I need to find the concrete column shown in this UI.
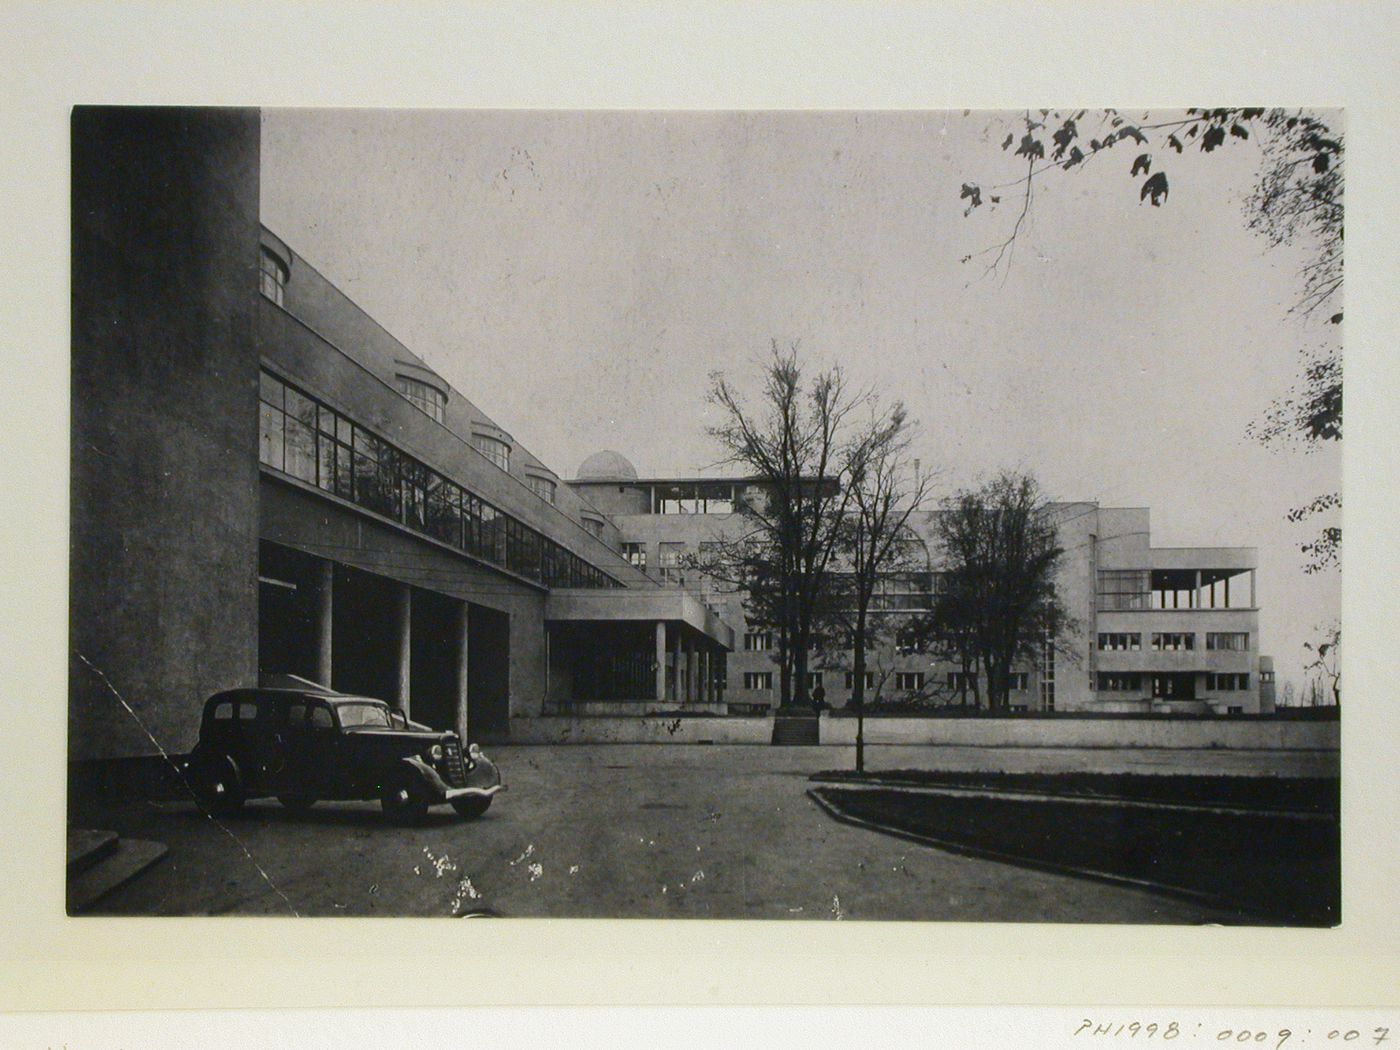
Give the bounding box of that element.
[394,583,412,717]
[1193,570,1201,610]
[314,559,333,689]
[456,601,470,740]
[699,649,710,705]
[685,639,696,706]
[1250,570,1256,607]
[654,621,667,703]
[670,627,682,704]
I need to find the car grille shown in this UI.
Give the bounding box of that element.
[443,739,467,788]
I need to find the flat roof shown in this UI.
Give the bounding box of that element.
[545,589,736,650]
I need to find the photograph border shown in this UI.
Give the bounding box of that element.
[3,0,1397,1014]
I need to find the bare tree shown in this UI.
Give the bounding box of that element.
[931,471,1069,710]
[705,342,868,709]
[922,570,983,708]
[837,404,935,771]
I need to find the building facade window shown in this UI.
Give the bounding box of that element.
[1151,673,1195,699]
[894,623,926,654]
[1206,632,1249,651]
[649,481,738,515]
[621,542,647,571]
[1097,632,1141,651]
[528,475,557,505]
[873,571,935,612]
[947,671,978,692]
[1206,672,1250,691]
[1152,632,1196,652]
[743,631,773,652]
[711,652,728,694]
[259,247,287,306]
[895,671,925,691]
[258,370,619,589]
[806,671,823,691]
[845,671,876,691]
[581,517,604,538]
[1008,672,1030,691]
[395,376,446,423]
[1097,569,1150,610]
[657,542,686,584]
[743,672,773,691]
[474,434,510,472]
[830,571,934,613]
[1097,672,1143,692]
[692,541,736,592]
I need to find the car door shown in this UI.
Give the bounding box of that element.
[241,694,289,794]
[281,699,340,798]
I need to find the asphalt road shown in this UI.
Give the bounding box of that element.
[80,744,1330,922]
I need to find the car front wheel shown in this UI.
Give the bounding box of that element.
[189,751,245,815]
[380,772,430,824]
[450,795,492,820]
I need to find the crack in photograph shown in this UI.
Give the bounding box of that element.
[68,106,1341,924]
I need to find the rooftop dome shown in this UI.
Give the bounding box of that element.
[576,449,638,481]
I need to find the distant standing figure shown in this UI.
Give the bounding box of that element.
[811,682,827,713]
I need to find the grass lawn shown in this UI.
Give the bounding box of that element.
[814,782,1339,926]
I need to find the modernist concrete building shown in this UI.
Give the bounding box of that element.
[70,108,731,764]
[570,467,1269,716]
[70,108,1270,767]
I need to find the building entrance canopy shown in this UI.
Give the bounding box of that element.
[545,588,736,711]
[544,588,735,651]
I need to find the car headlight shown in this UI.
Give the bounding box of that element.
[467,743,482,760]
[428,744,444,762]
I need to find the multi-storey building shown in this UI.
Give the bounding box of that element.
[70,108,730,764]
[70,108,1269,768]
[571,467,1269,715]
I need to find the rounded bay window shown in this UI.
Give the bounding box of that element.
[472,426,512,473]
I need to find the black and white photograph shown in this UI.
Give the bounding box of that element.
[67,105,1343,927]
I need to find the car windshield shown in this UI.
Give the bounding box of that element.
[335,702,394,729]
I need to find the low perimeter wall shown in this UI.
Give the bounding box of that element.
[510,716,774,745]
[509,715,1338,750]
[817,716,1338,751]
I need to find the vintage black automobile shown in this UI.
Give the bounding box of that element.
[185,688,503,822]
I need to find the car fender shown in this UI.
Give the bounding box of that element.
[399,752,506,804]
[463,750,503,793]
[398,755,451,801]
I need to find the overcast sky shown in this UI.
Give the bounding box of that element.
[261,109,1342,694]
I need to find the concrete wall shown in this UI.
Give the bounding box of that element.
[509,714,1337,749]
[817,716,1339,751]
[509,711,1338,750]
[567,479,654,517]
[71,108,262,761]
[510,715,774,745]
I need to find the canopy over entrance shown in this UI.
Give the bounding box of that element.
[544,589,736,713]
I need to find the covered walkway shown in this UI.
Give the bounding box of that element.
[544,588,736,714]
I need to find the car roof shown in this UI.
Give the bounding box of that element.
[206,689,389,706]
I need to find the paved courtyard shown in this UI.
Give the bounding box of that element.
[80,744,1334,922]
